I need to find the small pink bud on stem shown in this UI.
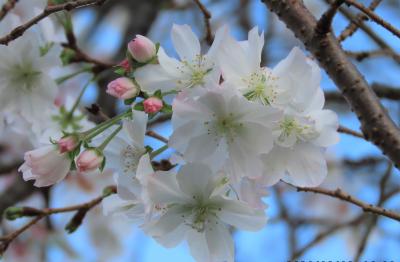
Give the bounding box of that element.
[106,77,139,100]
[143,97,163,114]
[128,35,156,63]
[76,149,104,173]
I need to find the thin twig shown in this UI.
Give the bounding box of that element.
[292,185,400,222]
[146,130,169,144]
[344,0,400,39]
[0,0,108,45]
[338,125,364,139]
[291,215,364,259]
[0,0,18,21]
[338,0,382,42]
[192,0,213,45]
[328,0,400,64]
[326,83,400,103]
[346,49,396,62]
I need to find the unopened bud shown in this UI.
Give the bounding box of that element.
[128,35,156,63]
[58,135,79,154]
[143,97,163,114]
[76,149,104,173]
[106,77,139,100]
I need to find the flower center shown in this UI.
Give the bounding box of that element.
[11,63,41,90]
[182,200,218,233]
[243,70,278,105]
[176,55,213,89]
[276,115,319,146]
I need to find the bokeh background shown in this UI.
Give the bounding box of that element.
[1,0,400,261]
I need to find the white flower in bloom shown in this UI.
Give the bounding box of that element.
[102,154,153,223]
[103,110,148,176]
[0,30,60,126]
[169,86,281,180]
[218,27,291,107]
[135,24,227,94]
[18,145,71,187]
[144,163,267,262]
[260,49,339,187]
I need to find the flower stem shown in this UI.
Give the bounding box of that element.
[68,78,93,119]
[81,110,132,141]
[150,145,169,159]
[97,125,122,152]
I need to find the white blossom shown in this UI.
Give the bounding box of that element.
[134,24,227,94]
[259,48,339,187]
[169,86,281,180]
[0,30,61,128]
[18,145,71,187]
[144,163,267,262]
[102,154,153,223]
[103,110,148,176]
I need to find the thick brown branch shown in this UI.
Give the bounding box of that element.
[0,0,108,45]
[261,0,400,169]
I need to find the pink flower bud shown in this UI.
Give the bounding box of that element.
[76,149,104,173]
[143,97,163,114]
[128,35,156,63]
[106,77,139,100]
[58,136,78,154]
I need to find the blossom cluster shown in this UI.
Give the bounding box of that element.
[16,23,339,262]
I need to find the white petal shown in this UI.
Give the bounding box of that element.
[284,143,327,187]
[171,24,201,61]
[176,163,214,198]
[144,206,187,244]
[183,133,219,163]
[187,230,210,262]
[147,171,189,204]
[134,64,178,93]
[260,147,287,186]
[309,109,340,147]
[213,196,267,231]
[273,47,321,112]
[246,26,264,72]
[126,110,148,147]
[158,47,185,76]
[205,222,234,262]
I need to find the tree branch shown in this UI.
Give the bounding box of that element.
[192,0,213,45]
[293,185,400,222]
[261,0,400,169]
[344,0,400,39]
[0,0,108,45]
[0,0,17,21]
[0,185,116,256]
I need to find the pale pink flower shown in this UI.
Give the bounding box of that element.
[18,145,71,187]
[106,77,139,100]
[76,149,104,173]
[128,35,156,63]
[143,97,163,114]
